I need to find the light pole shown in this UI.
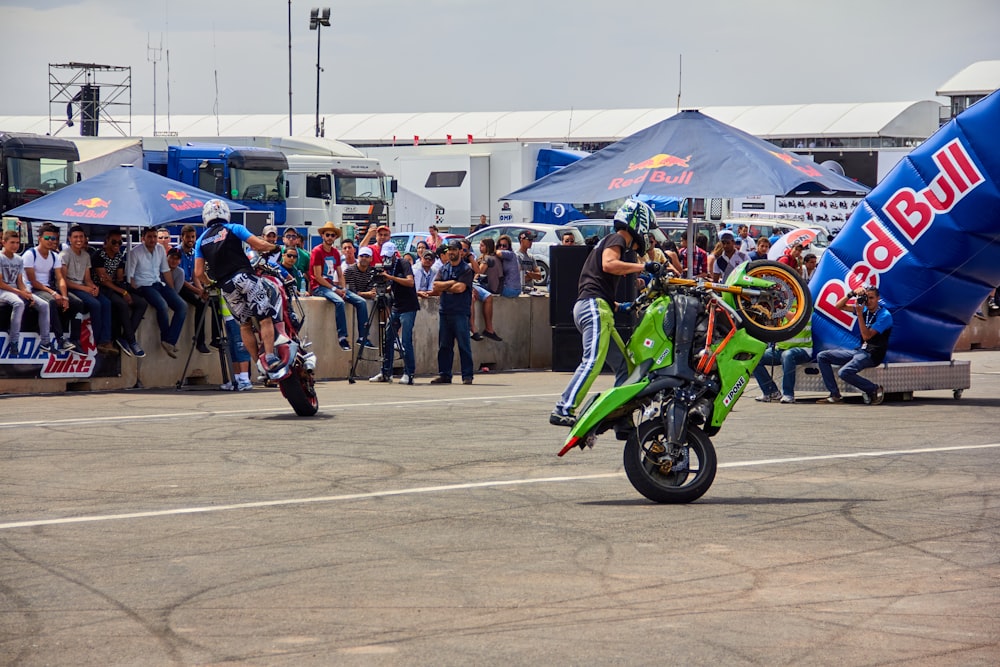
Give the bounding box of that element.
[288,0,293,135]
[309,7,331,138]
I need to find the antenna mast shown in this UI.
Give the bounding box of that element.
[147,34,162,135]
[676,54,682,112]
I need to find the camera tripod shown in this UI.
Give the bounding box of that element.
[175,289,234,390]
[348,291,404,384]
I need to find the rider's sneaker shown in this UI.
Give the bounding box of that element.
[236,378,254,391]
[275,333,292,346]
[779,395,795,404]
[754,391,782,403]
[549,411,576,427]
[369,372,391,383]
[265,353,283,371]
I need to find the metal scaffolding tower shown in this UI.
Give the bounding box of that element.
[48,62,132,137]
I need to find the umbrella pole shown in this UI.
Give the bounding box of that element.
[686,198,695,279]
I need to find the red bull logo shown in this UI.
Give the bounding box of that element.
[624,154,691,173]
[610,153,694,191]
[162,190,204,212]
[75,197,111,209]
[769,150,823,178]
[63,195,111,219]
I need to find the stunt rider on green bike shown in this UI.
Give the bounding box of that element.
[550,199,660,427]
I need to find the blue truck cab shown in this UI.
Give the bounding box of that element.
[145,144,288,224]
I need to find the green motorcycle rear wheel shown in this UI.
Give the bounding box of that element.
[737,260,813,343]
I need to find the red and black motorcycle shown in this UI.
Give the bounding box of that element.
[252,254,319,416]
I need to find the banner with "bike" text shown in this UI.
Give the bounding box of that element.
[810,89,1000,363]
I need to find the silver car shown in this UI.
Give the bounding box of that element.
[466,223,585,286]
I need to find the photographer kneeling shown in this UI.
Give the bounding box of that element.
[369,241,418,385]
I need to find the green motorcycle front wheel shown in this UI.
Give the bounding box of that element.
[624,422,717,504]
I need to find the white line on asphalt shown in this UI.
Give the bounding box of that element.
[2,443,998,531]
[0,393,562,430]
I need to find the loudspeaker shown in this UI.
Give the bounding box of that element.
[551,325,583,372]
[549,245,590,326]
[551,325,635,373]
[549,244,637,327]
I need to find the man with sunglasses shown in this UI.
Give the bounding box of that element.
[308,221,358,351]
[93,228,147,357]
[22,222,76,354]
[281,228,310,278]
[277,246,306,292]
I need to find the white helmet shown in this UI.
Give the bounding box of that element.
[202,198,231,224]
[613,198,655,255]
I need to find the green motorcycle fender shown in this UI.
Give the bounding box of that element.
[558,380,649,456]
[707,330,766,428]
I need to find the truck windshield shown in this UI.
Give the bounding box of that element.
[5,157,75,195]
[335,175,385,204]
[231,168,285,202]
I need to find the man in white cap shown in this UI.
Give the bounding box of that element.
[343,246,376,348]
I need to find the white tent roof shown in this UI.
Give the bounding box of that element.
[0,100,941,146]
[936,60,1000,96]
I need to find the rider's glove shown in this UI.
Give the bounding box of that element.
[617,302,633,312]
[643,261,662,275]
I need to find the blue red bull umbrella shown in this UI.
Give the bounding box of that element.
[503,109,869,202]
[5,164,246,227]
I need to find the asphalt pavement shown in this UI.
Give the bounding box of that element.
[1,350,998,666]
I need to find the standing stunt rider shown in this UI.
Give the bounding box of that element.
[193,199,285,372]
[551,199,659,426]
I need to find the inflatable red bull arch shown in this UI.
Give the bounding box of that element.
[811,89,1000,363]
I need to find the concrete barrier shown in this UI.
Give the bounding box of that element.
[0,293,552,394]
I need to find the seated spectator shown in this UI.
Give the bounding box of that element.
[0,230,52,357]
[22,222,75,353]
[92,228,147,357]
[166,248,185,294]
[753,318,813,403]
[277,246,305,292]
[60,224,115,354]
[496,234,521,297]
[157,228,173,253]
[516,231,542,293]
[127,226,187,358]
[343,247,377,347]
[309,221,365,351]
[466,239,501,342]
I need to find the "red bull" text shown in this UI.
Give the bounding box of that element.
[815,138,984,329]
[609,169,693,191]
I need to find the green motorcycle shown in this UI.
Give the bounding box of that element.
[558,260,813,503]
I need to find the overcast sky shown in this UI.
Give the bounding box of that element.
[2,0,998,119]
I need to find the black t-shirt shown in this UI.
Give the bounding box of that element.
[578,232,630,303]
[388,257,418,313]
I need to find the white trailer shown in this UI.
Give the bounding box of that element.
[363,142,561,233]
